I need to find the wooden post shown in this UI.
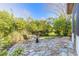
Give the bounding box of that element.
[67,3,74,14]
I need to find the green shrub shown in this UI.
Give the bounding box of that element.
[14,18,27,31]
[53,16,71,36]
[0,49,8,56]
[0,11,15,38]
[0,35,13,49]
[11,48,24,56]
[63,20,71,36]
[28,20,52,36]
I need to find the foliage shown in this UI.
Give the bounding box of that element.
[0,35,13,49]
[11,48,24,56]
[0,11,15,38]
[0,11,15,56]
[53,16,71,36]
[0,49,8,56]
[0,10,72,56]
[63,20,71,36]
[28,20,52,36]
[14,18,27,31]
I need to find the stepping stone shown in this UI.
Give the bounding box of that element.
[67,41,73,49]
[59,52,67,56]
[28,52,36,56]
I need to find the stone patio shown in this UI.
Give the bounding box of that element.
[7,37,77,56]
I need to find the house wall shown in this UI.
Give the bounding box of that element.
[76,4,79,55]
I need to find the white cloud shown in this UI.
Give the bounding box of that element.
[0,3,32,19]
[13,8,31,19]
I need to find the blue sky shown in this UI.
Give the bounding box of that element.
[0,3,58,19]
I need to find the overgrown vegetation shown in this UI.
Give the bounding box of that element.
[11,48,24,56]
[53,16,71,36]
[0,10,72,56]
[0,11,15,38]
[0,49,8,56]
[0,36,13,49]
